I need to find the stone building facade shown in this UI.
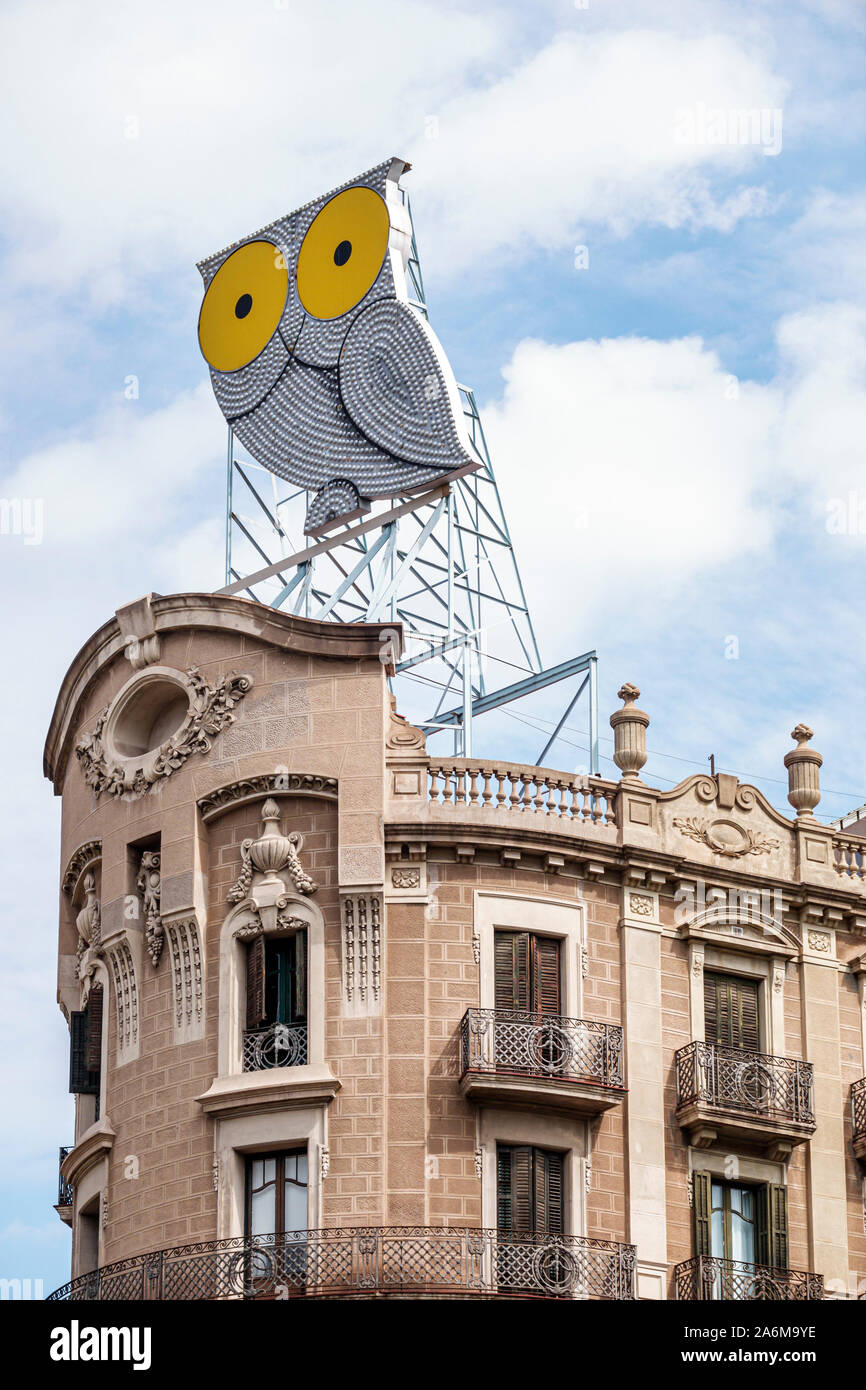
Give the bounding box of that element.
[46,592,866,1300]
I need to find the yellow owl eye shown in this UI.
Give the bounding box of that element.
[198,240,289,373]
[297,187,390,320]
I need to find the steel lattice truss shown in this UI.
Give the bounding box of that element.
[220,192,598,763]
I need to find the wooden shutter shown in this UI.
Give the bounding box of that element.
[535,1150,564,1234]
[494,932,530,1011]
[246,934,267,1030]
[86,986,103,1072]
[737,980,759,1052]
[756,1184,788,1269]
[496,1145,512,1231]
[705,973,760,1050]
[532,937,561,1015]
[693,1170,712,1257]
[69,1010,97,1095]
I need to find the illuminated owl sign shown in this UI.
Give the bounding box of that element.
[197,157,478,536]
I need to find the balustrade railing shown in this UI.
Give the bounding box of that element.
[47,1227,636,1301]
[427,761,616,825]
[461,1008,624,1090]
[676,1042,815,1127]
[853,1076,866,1143]
[832,833,865,879]
[242,1022,307,1072]
[57,1147,73,1207]
[675,1255,823,1301]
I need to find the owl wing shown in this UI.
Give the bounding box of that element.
[338,300,477,475]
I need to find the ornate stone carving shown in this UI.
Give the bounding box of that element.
[773,961,786,993]
[472,929,481,965]
[228,798,317,904]
[585,1158,592,1193]
[807,930,831,954]
[629,892,654,917]
[75,667,252,801]
[212,1161,219,1193]
[581,944,589,979]
[164,918,204,1032]
[474,1147,484,1180]
[74,870,102,977]
[62,840,102,897]
[137,851,163,967]
[672,815,781,859]
[342,893,382,1013]
[610,683,649,780]
[320,1146,330,1180]
[198,772,337,819]
[391,867,420,889]
[106,940,138,1053]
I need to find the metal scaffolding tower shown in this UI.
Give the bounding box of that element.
[218,194,599,769]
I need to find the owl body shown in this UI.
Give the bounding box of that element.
[197,158,477,535]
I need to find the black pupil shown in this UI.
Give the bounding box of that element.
[334,240,352,267]
[235,293,253,319]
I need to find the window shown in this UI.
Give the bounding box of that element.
[496,1144,564,1235]
[694,1172,788,1270]
[704,971,759,1052]
[245,1150,309,1238]
[244,930,307,1069]
[244,1149,308,1294]
[494,931,561,1014]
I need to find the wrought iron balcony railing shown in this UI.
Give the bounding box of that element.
[675,1042,815,1128]
[242,1022,307,1072]
[46,1227,636,1301]
[57,1147,73,1207]
[461,1008,624,1090]
[675,1255,824,1301]
[853,1077,866,1145]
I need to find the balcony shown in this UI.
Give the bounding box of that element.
[853,1077,866,1161]
[675,1042,815,1158]
[675,1255,824,1301]
[242,1021,307,1071]
[460,1008,625,1116]
[55,1145,74,1225]
[47,1227,636,1301]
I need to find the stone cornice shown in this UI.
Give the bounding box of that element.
[387,821,866,915]
[43,593,403,792]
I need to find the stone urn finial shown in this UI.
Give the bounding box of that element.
[610,683,649,781]
[227,797,317,903]
[784,724,822,819]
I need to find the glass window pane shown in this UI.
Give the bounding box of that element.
[284,1178,307,1234]
[250,1184,275,1237]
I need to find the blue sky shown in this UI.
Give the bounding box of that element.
[1,0,866,1296]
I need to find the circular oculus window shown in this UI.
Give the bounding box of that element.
[103,670,193,768]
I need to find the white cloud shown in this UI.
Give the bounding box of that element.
[482,300,866,651]
[3,382,220,543]
[413,29,786,275]
[0,4,787,297]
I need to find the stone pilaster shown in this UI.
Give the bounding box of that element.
[620,887,668,1298]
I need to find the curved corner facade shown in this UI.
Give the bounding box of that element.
[47,594,866,1300]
